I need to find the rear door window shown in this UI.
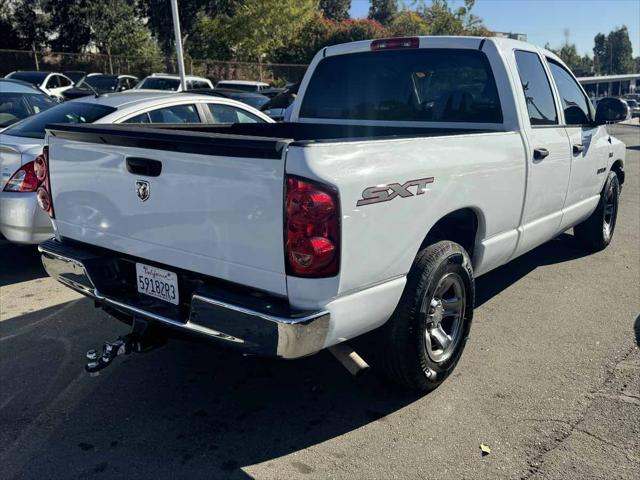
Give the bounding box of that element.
[207,104,262,123]
[125,105,201,123]
[299,48,502,123]
[514,51,558,126]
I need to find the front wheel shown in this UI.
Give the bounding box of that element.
[373,241,474,392]
[574,171,620,251]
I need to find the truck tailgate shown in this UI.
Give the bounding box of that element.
[47,125,291,296]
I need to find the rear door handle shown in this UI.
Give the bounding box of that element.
[533,148,549,160]
[573,144,585,155]
[126,157,162,177]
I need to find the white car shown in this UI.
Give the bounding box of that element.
[216,80,271,93]
[135,74,213,91]
[39,36,628,390]
[0,91,272,244]
[5,71,74,100]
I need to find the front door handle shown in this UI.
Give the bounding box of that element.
[533,148,549,160]
[573,144,585,155]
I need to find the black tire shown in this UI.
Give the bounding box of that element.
[372,240,475,392]
[574,171,620,251]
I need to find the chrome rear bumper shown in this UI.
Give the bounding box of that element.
[39,239,329,359]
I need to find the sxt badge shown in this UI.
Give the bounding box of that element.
[356,177,434,207]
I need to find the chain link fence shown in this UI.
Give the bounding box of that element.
[0,49,308,86]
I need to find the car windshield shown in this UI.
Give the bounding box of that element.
[3,102,116,139]
[300,49,503,123]
[78,75,118,91]
[8,72,48,86]
[138,77,181,91]
[627,100,638,107]
[0,92,57,127]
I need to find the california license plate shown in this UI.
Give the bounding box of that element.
[135,263,179,305]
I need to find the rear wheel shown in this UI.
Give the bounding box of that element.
[373,240,474,392]
[574,171,620,251]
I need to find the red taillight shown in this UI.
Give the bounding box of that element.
[3,161,40,192]
[36,146,54,217]
[285,176,340,277]
[371,37,419,51]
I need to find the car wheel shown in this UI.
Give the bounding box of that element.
[374,240,474,392]
[574,170,620,251]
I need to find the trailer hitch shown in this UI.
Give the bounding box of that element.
[85,318,166,375]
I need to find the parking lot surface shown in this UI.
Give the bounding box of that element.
[0,125,638,480]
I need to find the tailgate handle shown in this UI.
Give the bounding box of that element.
[126,157,162,177]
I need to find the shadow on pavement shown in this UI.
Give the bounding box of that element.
[0,300,421,479]
[0,241,46,287]
[634,315,640,346]
[475,232,589,307]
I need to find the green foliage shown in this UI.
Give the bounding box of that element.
[0,0,21,49]
[546,42,593,76]
[13,0,49,50]
[593,26,634,75]
[319,0,350,21]
[368,0,398,25]
[44,0,91,53]
[194,0,317,62]
[389,10,430,36]
[329,18,388,44]
[271,12,336,64]
[417,0,489,36]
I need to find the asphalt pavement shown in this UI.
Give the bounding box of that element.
[0,125,638,480]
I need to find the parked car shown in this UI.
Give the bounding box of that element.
[135,74,213,91]
[5,71,74,100]
[62,70,88,84]
[0,79,57,130]
[0,91,272,244]
[38,36,627,391]
[193,88,270,110]
[215,80,270,93]
[260,82,299,121]
[62,74,139,100]
[624,98,640,118]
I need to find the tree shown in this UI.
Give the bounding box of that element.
[44,0,91,52]
[0,0,21,49]
[319,0,350,21]
[12,0,49,68]
[389,10,430,36]
[195,0,316,63]
[329,18,388,44]
[368,0,397,25]
[546,42,593,76]
[140,0,239,55]
[87,0,162,73]
[419,0,490,36]
[593,27,634,75]
[271,12,336,64]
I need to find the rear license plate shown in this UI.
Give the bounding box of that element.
[135,263,179,305]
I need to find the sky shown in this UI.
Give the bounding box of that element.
[349,0,640,57]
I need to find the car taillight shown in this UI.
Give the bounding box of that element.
[371,37,419,51]
[285,176,340,277]
[3,161,40,192]
[36,146,54,217]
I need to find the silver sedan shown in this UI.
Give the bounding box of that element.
[0,91,273,244]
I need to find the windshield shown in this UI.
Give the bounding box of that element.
[627,100,638,107]
[3,102,116,139]
[138,77,180,91]
[78,75,118,91]
[300,49,502,123]
[8,72,48,86]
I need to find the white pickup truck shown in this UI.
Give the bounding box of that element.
[38,36,628,391]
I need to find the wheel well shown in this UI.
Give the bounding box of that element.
[611,160,625,185]
[421,208,480,257]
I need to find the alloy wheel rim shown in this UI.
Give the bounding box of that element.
[603,185,616,239]
[423,272,466,364]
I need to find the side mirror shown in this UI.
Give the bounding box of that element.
[595,97,630,125]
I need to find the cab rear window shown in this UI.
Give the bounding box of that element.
[299,49,502,123]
